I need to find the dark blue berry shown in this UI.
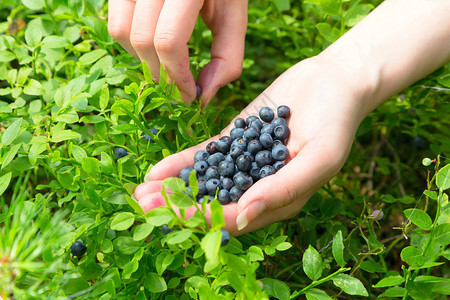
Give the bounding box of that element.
[243,151,255,162]
[277,105,291,118]
[259,107,275,122]
[273,140,283,147]
[205,166,220,180]
[207,152,225,166]
[216,136,231,154]
[247,139,263,155]
[220,229,230,246]
[259,133,273,149]
[225,154,235,162]
[260,165,276,179]
[412,136,425,149]
[221,177,234,191]
[70,240,87,257]
[196,85,202,99]
[218,160,235,177]
[114,147,128,159]
[244,127,260,141]
[272,117,287,127]
[179,167,195,184]
[249,162,261,181]
[206,178,221,195]
[236,154,252,172]
[246,116,259,127]
[194,150,209,162]
[255,150,273,167]
[161,224,172,235]
[143,128,159,143]
[231,138,247,150]
[194,161,209,175]
[261,123,275,136]
[272,144,289,161]
[230,146,244,159]
[273,161,285,171]
[249,119,263,130]
[234,118,246,128]
[206,141,218,154]
[230,127,245,140]
[233,172,253,190]
[197,179,207,195]
[274,124,290,141]
[218,189,231,205]
[230,186,244,202]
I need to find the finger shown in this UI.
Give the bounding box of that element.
[197,0,248,106]
[108,0,138,57]
[154,0,204,103]
[235,140,348,232]
[129,0,164,81]
[134,181,163,200]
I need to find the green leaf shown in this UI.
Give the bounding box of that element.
[273,0,290,11]
[169,192,194,209]
[315,23,341,43]
[318,0,340,16]
[210,198,225,229]
[404,208,432,230]
[373,275,405,288]
[247,246,264,261]
[276,242,292,251]
[332,230,345,267]
[401,246,424,266]
[2,118,22,146]
[127,195,146,216]
[260,278,290,300]
[360,260,384,273]
[42,35,70,48]
[201,230,221,266]
[0,50,15,62]
[344,4,373,27]
[303,245,323,281]
[0,172,12,197]
[81,157,100,177]
[79,115,105,124]
[378,287,406,298]
[332,274,368,296]
[433,223,450,246]
[111,212,135,231]
[146,208,173,226]
[23,79,44,95]
[99,84,109,111]
[436,164,450,191]
[144,272,167,293]
[25,25,43,47]
[79,49,107,65]
[71,145,87,163]
[51,130,81,143]
[113,236,140,255]
[1,144,21,170]
[163,177,186,193]
[133,223,154,241]
[142,60,152,83]
[167,229,193,245]
[305,288,333,300]
[22,0,45,10]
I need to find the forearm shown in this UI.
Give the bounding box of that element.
[318,0,450,118]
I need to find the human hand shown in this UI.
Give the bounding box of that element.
[133,57,370,236]
[108,0,248,105]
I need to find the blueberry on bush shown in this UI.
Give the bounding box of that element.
[143,128,159,143]
[220,229,230,246]
[114,147,128,159]
[161,224,172,235]
[70,240,87,258]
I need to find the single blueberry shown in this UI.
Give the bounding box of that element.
[261,123,275,136]
[277,105,291,119]
[243,127,260,141]
[246,115,259,127]
[249,119,263,130]
[412,136,425,149]
[231,138,247,150]
[194,150,209,162]
[216,136,231,154]
[236,154,252,172]
[225,154,235,163]
[273,139,283,147]
[272,117,287,127]
[206,178,221,195]
[220,229,230,246]
[207,152,225,166]
[260,165,276,179]
[230,186,244,202]
[274,124,290,141]
[197,179,207,195]
[259,107,275,122]
[194,161,209,175]
[196,85,202,99]
[234,118,246,128]
[273,161,285,171]
[233,172,253,190]
[161,224,172,235]
[218,160,235,177]
[114,147,128,159]
[243,151,255,162]
[272,144,289,161]
[249,162,261,181]
[230,127,245,140]
[205,166,220,180]
[221,177,234,191]
[247,139,263,155]
[230,145,244,159]
[206,141,218,154]
[218,189,231,205]
[179,167,195,184]
[143,128,159,143]
[70,240,87,257]
[255,150,273,167]
[259,133,273,149]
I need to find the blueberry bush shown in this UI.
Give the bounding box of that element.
[1,0,449,299]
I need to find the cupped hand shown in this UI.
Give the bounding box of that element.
[108,0,248,105]
[134,57,369,236]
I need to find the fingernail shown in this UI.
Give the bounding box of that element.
[144,173,151,182]
[236,201,266,231]
[131,193,137,202]
[196,85,202,99]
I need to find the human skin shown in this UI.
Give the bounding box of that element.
[133,0,450,236]
[107,0,248,105]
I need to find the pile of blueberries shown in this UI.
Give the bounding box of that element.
[179,105,291,205]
